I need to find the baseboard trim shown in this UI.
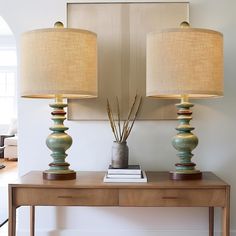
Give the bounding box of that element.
[17,229,236,236]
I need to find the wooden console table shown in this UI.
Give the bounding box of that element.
[8,171,230,236]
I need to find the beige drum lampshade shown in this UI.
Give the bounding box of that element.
[146,27,223,98]
[20,27,97,98]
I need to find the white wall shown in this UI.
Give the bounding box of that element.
[1,0,236,235]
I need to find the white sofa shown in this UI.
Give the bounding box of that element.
[1,118,18,160]
[4,135,18,160]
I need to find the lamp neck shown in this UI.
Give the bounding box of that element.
[181,94,189,103]
[55,94,63,103]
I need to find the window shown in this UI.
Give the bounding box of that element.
[0,49,17,124]
[0,16,17,124]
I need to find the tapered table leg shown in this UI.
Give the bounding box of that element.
[209,207,214,236]
[30,206,35,236]
[8,186,16,236]
[222,186,230,236]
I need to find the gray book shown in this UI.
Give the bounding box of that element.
[107,165,141,175]
[104,171,147,183]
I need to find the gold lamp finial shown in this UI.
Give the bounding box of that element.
[54,21,64,28]
[180,21,190,28]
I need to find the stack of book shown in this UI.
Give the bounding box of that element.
[103,164,147,183]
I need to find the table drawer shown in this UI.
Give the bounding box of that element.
[14,188,118,206]
[119,189,226,207]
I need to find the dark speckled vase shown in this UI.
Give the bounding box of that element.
[111,141,129,169]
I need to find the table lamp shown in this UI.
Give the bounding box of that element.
[20,22,97,180]
[146,22,223,180]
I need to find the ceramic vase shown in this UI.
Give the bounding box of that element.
[111,141,129,168]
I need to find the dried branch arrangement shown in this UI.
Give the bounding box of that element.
[107,95,142,143]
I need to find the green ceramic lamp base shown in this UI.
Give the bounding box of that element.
[170,95,202,180]
[43,95,76,181]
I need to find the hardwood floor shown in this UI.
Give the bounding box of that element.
[0,159,18,187]
[0,159,18,235]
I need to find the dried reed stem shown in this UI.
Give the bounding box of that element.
[107,95,142,143]
[116,96,122,141]
[125,96,142,140]
[107,99,119,141]
[120,95,137,141]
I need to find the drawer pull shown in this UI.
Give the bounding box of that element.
[58,196,73,199]
[162,196,180,200]
[57,196,85,199]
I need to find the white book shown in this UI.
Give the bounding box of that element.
[107,174,142,179]
[103,171,147,183]
[107,164,141,175]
